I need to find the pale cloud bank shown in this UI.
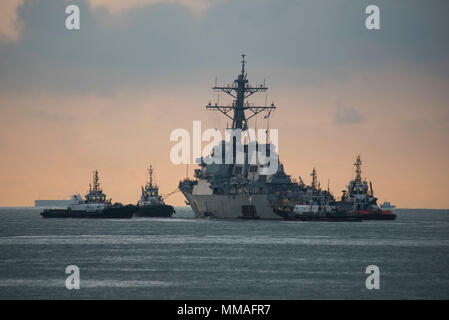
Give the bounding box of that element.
[0,0,218,40]
[0,0,23,41]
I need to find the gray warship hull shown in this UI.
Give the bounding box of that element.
[181,190,282,220]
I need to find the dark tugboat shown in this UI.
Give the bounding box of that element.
[335,155,397,221]
[133,165,175,218]
[40,170,136,219]
[275,168,362,222]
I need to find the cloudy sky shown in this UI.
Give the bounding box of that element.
[0,0,448,208]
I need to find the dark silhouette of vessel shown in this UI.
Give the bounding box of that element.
[334,155,397,221]
[134,165,175,218]
[40,170,136,219]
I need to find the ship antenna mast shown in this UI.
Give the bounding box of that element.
[311,168,317,190]
[206,54,276,131]
[354,154,362,182]
[92,170,100,191]
[148,165,153,187]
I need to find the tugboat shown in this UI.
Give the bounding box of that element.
[40,170,136,219]
[275,168,362,221]
[335,155,396,221]
[277,205,363,222]
[134,165,175,218]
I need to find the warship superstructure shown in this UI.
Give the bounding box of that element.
[134,165,175,218]
[179,55,319,219]
[40,170,136,219]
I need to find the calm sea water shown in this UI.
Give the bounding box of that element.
[0,207,448,299]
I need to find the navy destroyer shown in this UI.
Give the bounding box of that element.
[178,56,390,222]
[179,55,342,220]
[40,170,136,219]
[134,165,175,218]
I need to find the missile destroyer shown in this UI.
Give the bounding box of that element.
[134,165,175,218]
[40,170,136,219]
[178,56,393,222]
[179,55,334,220]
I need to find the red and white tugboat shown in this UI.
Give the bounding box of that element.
[336,155,396,221]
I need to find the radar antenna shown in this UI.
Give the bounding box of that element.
[354,155,362,182]
[311,168,317,190]
[206,54,276,130]
[148,165,153,188]
[92,170,101,192]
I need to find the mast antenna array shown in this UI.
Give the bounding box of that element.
[354,155,362,182]
[92,170,101,192]
[148,165,154,188]
[206,55,276,131]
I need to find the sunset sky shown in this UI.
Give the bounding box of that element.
[0,0,448,208]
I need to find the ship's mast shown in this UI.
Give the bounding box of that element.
[92,170,101,192]
[311,168,317,190]
[354,155,362,182]
[206,55,276,131]
[148,165,153,188]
